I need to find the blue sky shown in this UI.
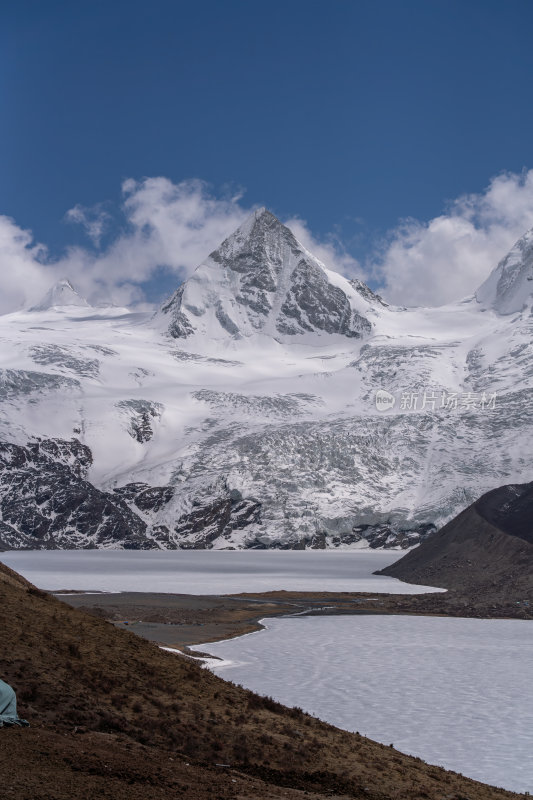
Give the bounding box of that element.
[2,0,533,310]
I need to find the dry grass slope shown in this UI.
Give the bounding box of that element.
[0,562,522,800]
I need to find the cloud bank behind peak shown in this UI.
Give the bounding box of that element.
[1,170,533,315]
[370,170,533,306]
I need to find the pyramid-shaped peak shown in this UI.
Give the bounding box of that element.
[30,278,90,312]
[218,206,285,243]
[251,206,282,225]
[246,206,277,224]
[158,207,374,342]
[207,207,299,270]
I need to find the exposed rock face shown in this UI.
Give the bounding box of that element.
[0,434,266,550]
[0,439,150,549]
[30,345,100,378]
[174,495,262,549]
[349,522,436,549]
[157,208,373,342]
[113,483,176,513]
[28,437,93,479]
[349,278,388,306]
[0,369,80,401]
[161,285,195,339]
[116,400,164,443]
[259,521,436,551]
[276,259,370,337]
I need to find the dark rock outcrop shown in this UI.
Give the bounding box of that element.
[0,439,150,549]
[352,522,436,549]
[0,436,263,550]
[174,495,262,548]
[113,483,176,513]
[116,399,163,443]
[29,344,100,378]
[0,369,80,401]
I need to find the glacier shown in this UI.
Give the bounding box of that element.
[1,208,533,549]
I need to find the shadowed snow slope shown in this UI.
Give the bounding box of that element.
[476,227,533,314]
[1,212,533,549]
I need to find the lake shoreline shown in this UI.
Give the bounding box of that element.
[192,613,533,795]
[57,585,533,655]
[2,559,523,800]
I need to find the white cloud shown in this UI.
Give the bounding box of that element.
[58,178,251,306]
[1,171,533,314]
[0,179,252,311]
[0,216,58,314]
[65,203,111,246]
[0,178,360,313]
[370,170,533,307]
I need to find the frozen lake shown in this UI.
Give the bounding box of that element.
[0,549,441,594]
[194,615,533,793]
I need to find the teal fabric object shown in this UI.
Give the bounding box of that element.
[0,679,29,727]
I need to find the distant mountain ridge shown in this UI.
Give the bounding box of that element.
[1,210,533,549]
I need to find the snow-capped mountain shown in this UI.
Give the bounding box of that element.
[30,278,90,312]
[157,208,373,341]
[1,211,533,550]
[476,227,533,314]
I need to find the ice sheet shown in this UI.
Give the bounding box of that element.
[1,550,442,594]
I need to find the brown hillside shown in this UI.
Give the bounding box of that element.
[379,501,533,605]
[0,561,521,800]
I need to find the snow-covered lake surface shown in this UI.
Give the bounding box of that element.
[0,550,442,594]
[194,615,533,793]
